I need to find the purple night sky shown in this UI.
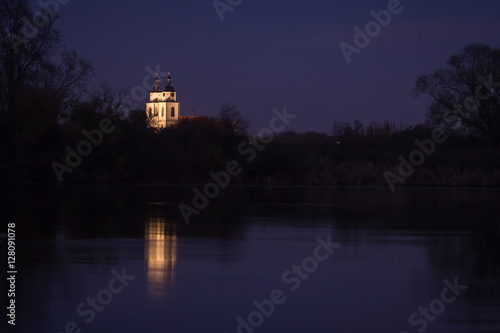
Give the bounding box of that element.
[50,0,500,134]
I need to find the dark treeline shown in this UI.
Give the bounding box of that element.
[0,0,499,187]
[3,106,500,187]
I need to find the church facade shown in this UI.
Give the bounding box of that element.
[146,74,180,128]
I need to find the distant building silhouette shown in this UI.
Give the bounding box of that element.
[146,73,180,128]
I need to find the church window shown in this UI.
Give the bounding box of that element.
[171,107,175,117]
[161,107,164,117]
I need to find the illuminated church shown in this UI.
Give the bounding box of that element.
[146,74,180,128]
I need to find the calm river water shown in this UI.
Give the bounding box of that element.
[1,184,499,333]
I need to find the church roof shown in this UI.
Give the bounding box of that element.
[164,74,175,91]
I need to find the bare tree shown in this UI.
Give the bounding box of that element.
[0,0,93,138]
[412,44,500,144]
[216,103,249,135]
[332,120,353,138]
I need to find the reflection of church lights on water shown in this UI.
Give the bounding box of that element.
[145,217,177,299]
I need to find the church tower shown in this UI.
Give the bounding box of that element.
[146,73,180,128]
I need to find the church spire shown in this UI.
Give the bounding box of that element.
[153,73,160,91]
[164,72,175,92]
